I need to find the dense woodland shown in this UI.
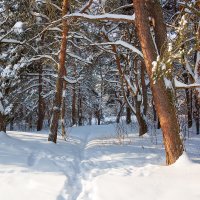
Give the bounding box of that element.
[0,0,200,165]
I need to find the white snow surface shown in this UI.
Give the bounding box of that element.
[0,123,200,200]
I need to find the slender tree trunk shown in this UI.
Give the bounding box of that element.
[72,66,77,126]
[97,111,101,125]
[10,118,14,131]
[28,115,33,130]
[78,86,83,126]
[37,66,45,131]
[134,58,148,135]
[183,73,192,128]
[61,80,67,137]
[116,102,125,123]
[88,111,92,125]
[126,91,131,124]
[133,0,184,165]
[194,93,200,134]
[141,62,148,116]
[0,113,6,132]
[135,97,148,136]
[48,0,69,143]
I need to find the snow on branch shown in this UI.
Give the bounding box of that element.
[63,76,83,84]
[63,13,135,23]
[91,40,143,57]
[30,11,50,21]
[174,78,200,89]
[29,55,58,65]
[0,39,24,44]
[115,40,143,57]
[67,52,92,64]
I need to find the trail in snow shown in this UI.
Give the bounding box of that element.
[0,124,200,200]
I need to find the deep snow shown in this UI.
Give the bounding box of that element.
[0,123,200,200]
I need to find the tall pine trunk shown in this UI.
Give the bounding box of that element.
[133,0,184,164]
[48,0,69,143]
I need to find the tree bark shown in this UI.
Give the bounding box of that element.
[116,102,125,123]
[37,65,45,131]
[0,113,6,132]
[183,73,192,128]
[133,0,184,165]
[61,80,67,137]
[141,61,148,116]
[194,93,200,135]
[126,91,132,124]
[78,86,83,126]
[72,66,77,126]
[48,0,69,143]
[135,97,148,136]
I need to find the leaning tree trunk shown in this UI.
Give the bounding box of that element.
[133,0,184,165]
[48,0,69,143]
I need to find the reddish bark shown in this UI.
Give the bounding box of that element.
[48,0,69,143]
[133,0,184,164]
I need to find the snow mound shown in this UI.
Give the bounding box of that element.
[174,152,193,167]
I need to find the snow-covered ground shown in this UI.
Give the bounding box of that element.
[0,124,200,200]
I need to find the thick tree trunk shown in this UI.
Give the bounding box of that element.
[37,66,45,131]
[48,0,69,143]
[133,0,184,165]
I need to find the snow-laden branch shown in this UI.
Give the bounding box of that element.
[29,55,58,65]
[174,78,200,89]
[30,11,50,21]
[67,52,92,64]
[63,13,135,23]
[124,75,137,94]
[63,76,83,84]
[91,40,143,57]
[47,27,62,32]
[0,39,24,44]
[115,40,143,57]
